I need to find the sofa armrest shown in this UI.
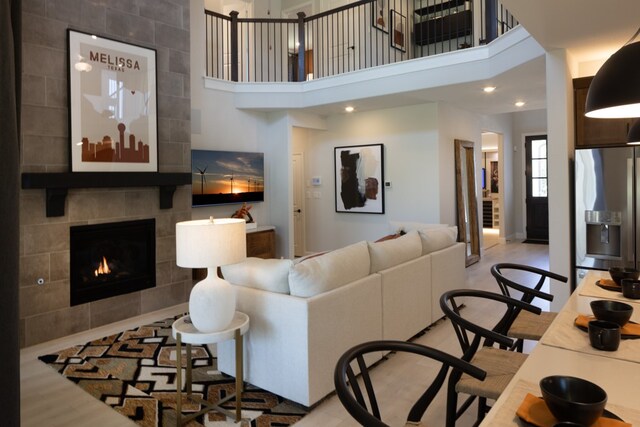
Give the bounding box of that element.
[430,242,466,322]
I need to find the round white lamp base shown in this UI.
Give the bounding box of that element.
[188,269,236,333]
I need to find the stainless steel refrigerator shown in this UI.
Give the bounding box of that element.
[574,147,637,282]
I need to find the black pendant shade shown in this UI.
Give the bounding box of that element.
[585,41,640,119]
[628,119,640,144]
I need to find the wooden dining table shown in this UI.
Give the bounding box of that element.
[480,270,640,426]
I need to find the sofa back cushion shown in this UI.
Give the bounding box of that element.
[367,230,422,273]
[289,240,371,297]
[389,221,447,234]
[221,257,292,294]
[418,226,458,255]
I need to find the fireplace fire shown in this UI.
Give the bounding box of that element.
[70,219,156,306]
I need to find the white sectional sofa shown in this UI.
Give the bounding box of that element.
[217,226,465,407]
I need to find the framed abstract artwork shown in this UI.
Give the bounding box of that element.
[334,143,385,214]
[390,9,407,52]
[68,29,158,172]
[372,0,389,33]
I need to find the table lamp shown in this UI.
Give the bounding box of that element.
[176,217,246,332]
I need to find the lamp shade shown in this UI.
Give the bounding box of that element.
[585,41,640,119]
[176,218,246,268]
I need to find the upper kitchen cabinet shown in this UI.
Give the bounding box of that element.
[574,76,634,148]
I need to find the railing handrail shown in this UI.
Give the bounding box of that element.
[204,0,517,83]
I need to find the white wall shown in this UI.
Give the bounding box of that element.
[299,103,445,252]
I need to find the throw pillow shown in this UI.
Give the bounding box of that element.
[374,233,402,242]
[368,230,422,273]
[221,257,293,294]
[289,240,371,297]
[418,226,458,255]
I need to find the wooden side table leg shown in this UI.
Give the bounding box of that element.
[176,332,182,426]
[235,328,243,422]
[186,344,192,396]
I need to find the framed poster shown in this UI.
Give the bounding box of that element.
[68,30,158,172]
[334,144,385,214]
[390,10,407,52]
[372,0,389,33]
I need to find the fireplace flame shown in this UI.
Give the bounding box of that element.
[94,256,112,276]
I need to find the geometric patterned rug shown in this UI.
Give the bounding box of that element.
[38,315,308,427]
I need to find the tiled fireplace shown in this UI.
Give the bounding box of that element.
[19,0,192,347]
[70,219,156,306]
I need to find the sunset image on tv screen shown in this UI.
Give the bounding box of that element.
[191,150,264,206]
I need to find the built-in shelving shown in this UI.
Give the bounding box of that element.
[21,172,191,217]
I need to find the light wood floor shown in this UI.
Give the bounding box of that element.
[20,240,549,426]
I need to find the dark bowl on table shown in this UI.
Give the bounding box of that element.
[540,376,607,426]
[590,300,634,326]
[608,267,640,286]
[621,279,640,299]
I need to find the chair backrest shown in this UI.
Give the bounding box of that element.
[334,340,486,427]
[439,289,542,359]
[491,263,568,304]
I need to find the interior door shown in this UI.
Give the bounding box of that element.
[525,135,549,242]
[292,153,305,257]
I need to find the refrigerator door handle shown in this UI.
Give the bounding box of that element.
[601,224,609,244]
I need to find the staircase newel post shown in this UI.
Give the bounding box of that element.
[230,10,239,82]
[297,11,306,82]
[484,0,498,43]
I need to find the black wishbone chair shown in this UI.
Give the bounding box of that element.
[440,289,542,427]
[491,263,568,352]
[334,340,486,427]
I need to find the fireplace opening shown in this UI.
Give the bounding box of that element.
[70,218,156,306]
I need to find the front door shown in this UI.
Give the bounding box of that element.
[525,135,549,242]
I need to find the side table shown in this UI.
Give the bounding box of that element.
[172,311,250,425]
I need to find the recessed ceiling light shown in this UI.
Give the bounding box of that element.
[515,101,525,107]
[483,86,496,93]
[345,106,354,113]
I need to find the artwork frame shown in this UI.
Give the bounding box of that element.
[491,161,499,193]
[334,143,385,214]
[68,29,158,172]
[390,9,407,52]
[372,0,389,33]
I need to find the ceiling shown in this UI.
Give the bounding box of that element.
[309,0,640,117]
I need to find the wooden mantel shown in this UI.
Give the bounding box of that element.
[21,172,191,217]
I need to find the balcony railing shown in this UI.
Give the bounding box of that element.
[205,0,518,83]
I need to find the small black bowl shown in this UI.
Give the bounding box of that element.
[590,300,634,326]
[608,267,640,286]
[621,279,640,299]
[540,376,607,426]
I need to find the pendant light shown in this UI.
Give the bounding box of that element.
[585,27,640,119]
[628,119,640,144]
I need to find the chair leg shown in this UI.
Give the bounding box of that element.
[445,376,459,427]
[477,397,487,423]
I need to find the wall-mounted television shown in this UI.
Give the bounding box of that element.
[191,149,264,207]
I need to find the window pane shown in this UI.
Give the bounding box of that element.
[532,139,546,158]
[532,159,547,178]
[532,178,548,197]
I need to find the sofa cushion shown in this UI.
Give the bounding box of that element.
[221,257,292,294]
[418,226,458,255]
[389,221,447,234]
[367,230,422,273]
[289,241,371,297]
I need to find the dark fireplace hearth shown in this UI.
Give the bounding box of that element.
[70,219,156,306]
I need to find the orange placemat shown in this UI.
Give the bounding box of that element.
[574,315,640,337]
[516,393,631,427]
